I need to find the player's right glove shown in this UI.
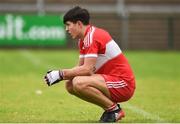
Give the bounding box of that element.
[44,70,64,86]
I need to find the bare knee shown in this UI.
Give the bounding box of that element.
[65,80,75,95]
[72,76,88,92]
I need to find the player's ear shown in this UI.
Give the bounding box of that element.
[77,21,83,28]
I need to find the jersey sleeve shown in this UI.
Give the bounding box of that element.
[79,26,100,58]
[80,39,99,58]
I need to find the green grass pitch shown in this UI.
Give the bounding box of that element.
[0,49,180,123]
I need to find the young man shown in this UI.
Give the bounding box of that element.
[44,6,135,123]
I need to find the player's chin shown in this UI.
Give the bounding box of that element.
[68,33,74,39]
[72,36,76,39]
[72,35,77,39]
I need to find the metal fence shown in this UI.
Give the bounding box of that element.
[123,16,180,50]
[0,0,180,50]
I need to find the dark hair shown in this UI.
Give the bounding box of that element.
[63,6,90,25]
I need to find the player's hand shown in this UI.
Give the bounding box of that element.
[44,70,64,86]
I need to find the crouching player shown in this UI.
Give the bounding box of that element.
[44,6,136,123]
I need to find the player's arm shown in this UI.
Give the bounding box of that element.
[44,57,96,86]
[62,57,96,80]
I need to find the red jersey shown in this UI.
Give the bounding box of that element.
[79,25,135,85]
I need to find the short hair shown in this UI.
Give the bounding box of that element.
[63,6,90,25]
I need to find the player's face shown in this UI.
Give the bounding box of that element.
[65,21,81,39]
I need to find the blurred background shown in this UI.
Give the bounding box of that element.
[1,0,180,123]
[0,0,180,50]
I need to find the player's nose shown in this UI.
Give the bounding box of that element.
[65,26,69,31]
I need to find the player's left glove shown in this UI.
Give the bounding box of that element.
[44,70,64,86]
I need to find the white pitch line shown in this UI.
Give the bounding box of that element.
[20,49,42,66]
[124,103,166,122]
[19,49,55,69]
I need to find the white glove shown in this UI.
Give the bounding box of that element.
[44,70,63,86]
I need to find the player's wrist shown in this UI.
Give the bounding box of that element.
[59,70,64,81]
